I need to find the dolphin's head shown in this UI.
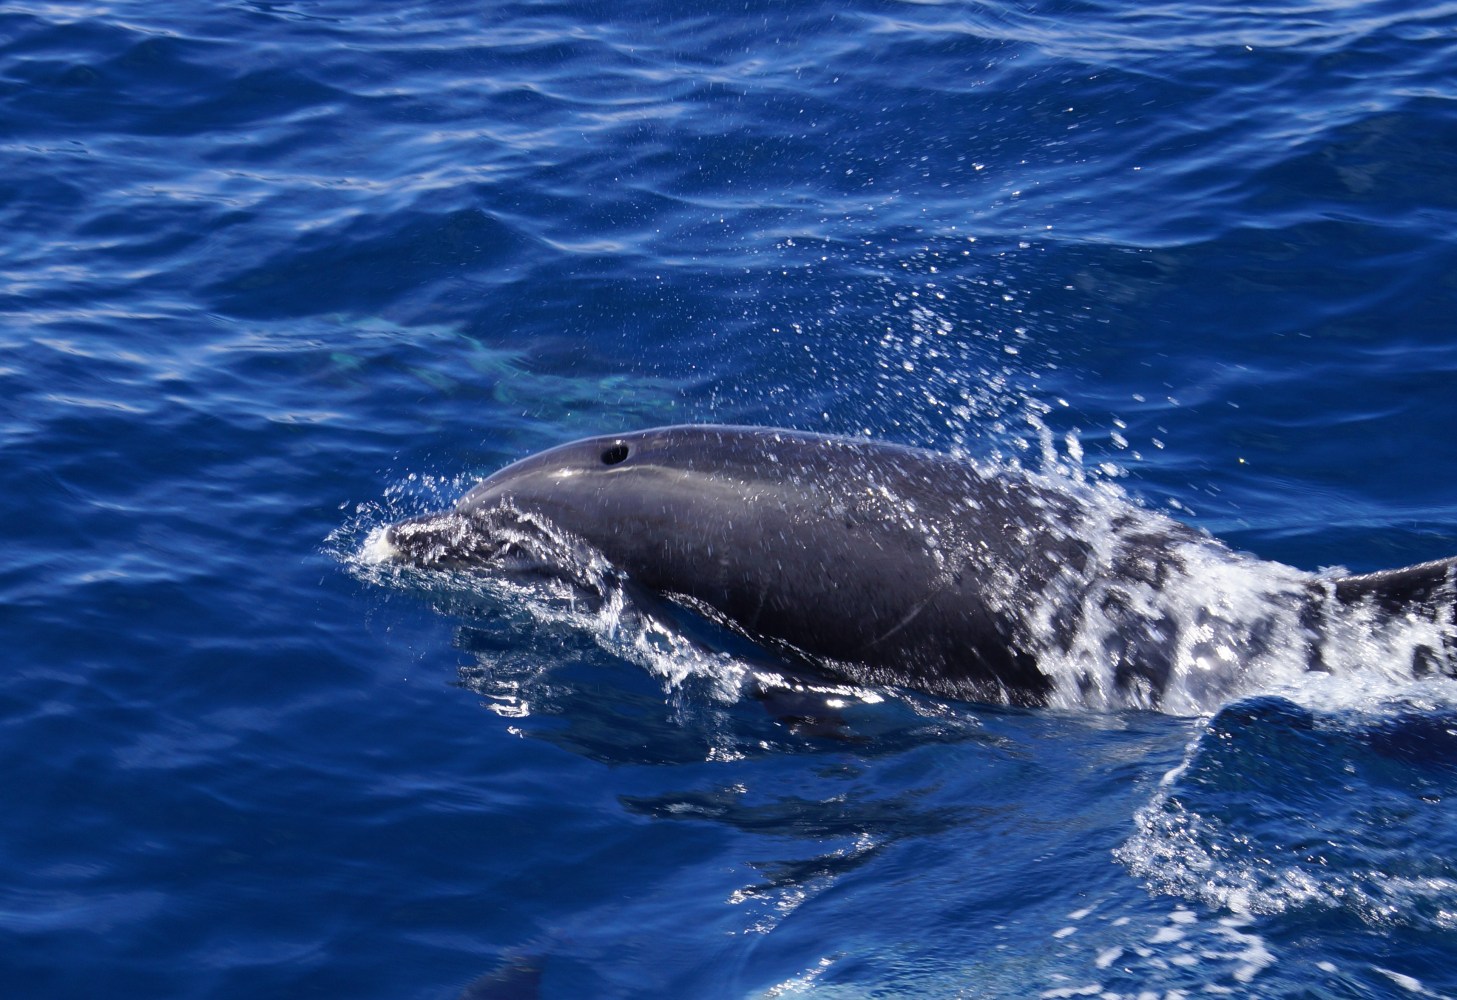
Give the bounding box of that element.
[377,431,641,569]
[377,425,791,577]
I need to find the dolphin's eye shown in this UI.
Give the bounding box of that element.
[601,443,630,465]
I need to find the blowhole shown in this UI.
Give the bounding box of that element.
[601,443,630,465]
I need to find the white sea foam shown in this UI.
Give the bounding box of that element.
[1026,899,1283,998]
[1117,675,1457,931]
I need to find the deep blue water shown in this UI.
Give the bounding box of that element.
[4,0,1457,996]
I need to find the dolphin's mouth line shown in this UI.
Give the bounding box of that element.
[380,504,626,606]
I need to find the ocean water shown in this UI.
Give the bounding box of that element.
[4,0,1457,997]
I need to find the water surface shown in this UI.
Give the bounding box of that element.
[3,0,1457,996]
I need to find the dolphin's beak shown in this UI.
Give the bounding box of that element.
[360,524,402,564]
[376,511,483,569]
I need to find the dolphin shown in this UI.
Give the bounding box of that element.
[376,425,1456,707]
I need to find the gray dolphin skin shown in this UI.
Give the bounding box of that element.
[382,425,1456,706]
